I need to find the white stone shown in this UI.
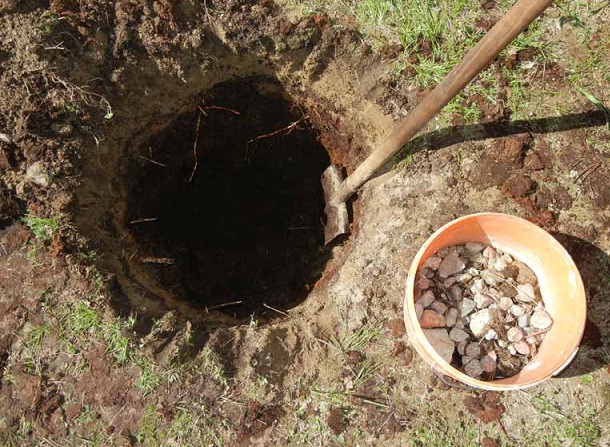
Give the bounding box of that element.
[483,246,496,259]
[460,298,476,317]
[530,310,553,329]
[484,329,498,340]
[514,340,531,355]
[474,293,494,309]
[516,283,536,302]
[470,279,487,294]
[449,327,470,343]
[518,315,530,328]
[507,327,524,342]
[508,345,517,355]
[499,297,513,311]
[438,253,466,278]
[417,290,435,308]
[493,257,508,271]
[480,269,502,287]
[456,273,473,283]
[510,305,525,317]
[469,309,498,338]
[423,329,454,364]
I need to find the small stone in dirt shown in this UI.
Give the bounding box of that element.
[438,253,466,278]
[461,298,476,317]
[25,161,53,188]
[470,278,487,294]
[420,310,445,328]
[0,133,13,144]
[417,290,435,307]
[480,353,497,373]
[457,339,468,355]
[455,319,465,330]
[51,123,74,136]
[465,342,482,358]
[415,302,425,321]
[469,309,498,338]
[514,340,531,355]
[510,305,525,317]
[465,242,487,253]
[417,277,431,290]
[507,327,524,343]
[498,282,517,298]
[430,301,447,314]
[516,283,536,302]
[449,284,463,301]
[530,310,552,329]
[424,328,454,363]
[464,357,484,378]
[456,273,473,283]
[493,257,508,271]
[445,307,458,327]
[449,327,470,343]
[385,319,406,337]
[423,256,442,270]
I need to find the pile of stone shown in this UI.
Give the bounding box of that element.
[415,243,553,380]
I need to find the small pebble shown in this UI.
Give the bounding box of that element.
[470,278,487,294]
[415,303,424,320]
[430,301,448,314]
[449,285,463,302]
[443,277,457,288]
[469,309,498,338]
[480,353,497,373]
[464,357,484,378]
[499,297,513,311]
[423,329,454,363]
[493,257,508,271]
[457,339,468,356]
[508,345,517,355]
[465,242,487,253]
[484,329,498,340]
[516,283,536,302]
[438,253,466,278]
[449,327,470,343]
[465,342,482,358]
[530,310,552,329]
[454,319,465,329]
[514,340,531,355]
[480,269,502,287]
[474,293,494,309]
[483,246,496,259]
[460,298,476,317]
[423,256,442,270]
[456,273,473,283]
[0,133,13,144]
[417,290,435,308]
[420,310,446,329]
[510,305,525,317]
[445,307,458,327]
[517,315,530,328]
[507,327,524,343]
[417,277,431,290]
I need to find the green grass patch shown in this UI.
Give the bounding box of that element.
[21,214,59,241]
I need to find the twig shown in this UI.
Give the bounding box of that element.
[247,115,310,144]
[207,301,243,311]
[129,217,158,224]
[263,303,289,317]
[189,112,203,182]
[199,105,241,115]
[138,155,167,167]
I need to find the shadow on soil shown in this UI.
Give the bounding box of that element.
[551,232,610,377]
[390,110,607,164]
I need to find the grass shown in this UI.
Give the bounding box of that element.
[21,214,59,241]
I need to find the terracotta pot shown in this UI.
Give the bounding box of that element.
[404,213,586,390]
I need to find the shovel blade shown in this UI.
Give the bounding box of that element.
[321,165,350,244]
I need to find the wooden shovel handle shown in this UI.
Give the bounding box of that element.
[335,0,554,203]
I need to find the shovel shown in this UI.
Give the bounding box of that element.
[322,0,554,244]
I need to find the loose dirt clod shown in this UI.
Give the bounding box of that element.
[417,243,553,380]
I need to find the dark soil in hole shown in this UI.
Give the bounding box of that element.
[127,77,331,319]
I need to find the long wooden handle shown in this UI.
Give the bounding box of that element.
[334,0,554,203]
